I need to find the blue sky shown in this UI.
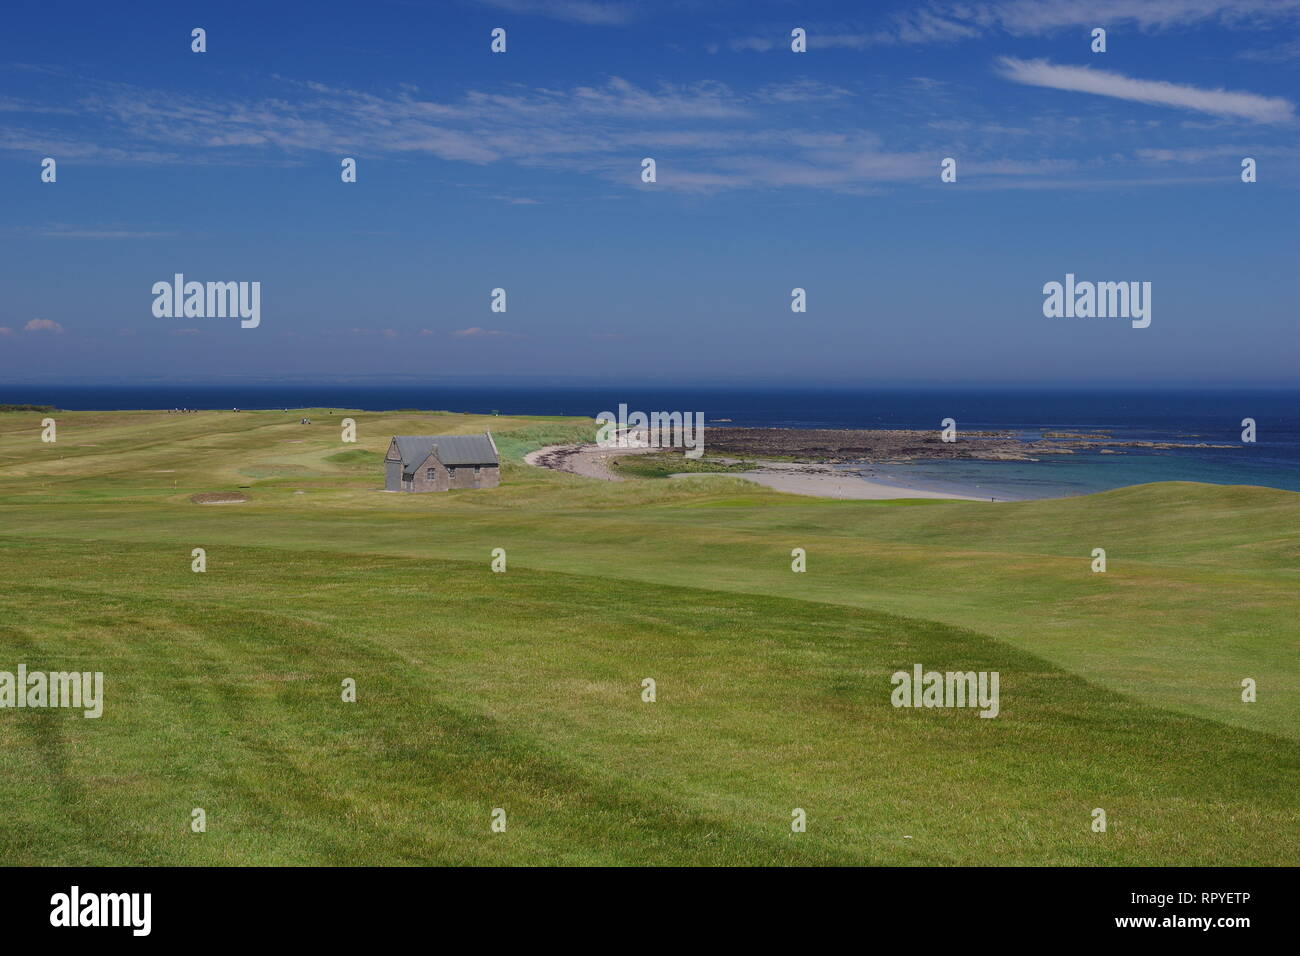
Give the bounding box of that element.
[1,0,1297,387]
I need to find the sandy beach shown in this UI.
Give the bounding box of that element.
[524,443,991,500]
[671,467,989,500]
[523,442,660,481]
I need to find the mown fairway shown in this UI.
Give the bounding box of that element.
[0,408,1296,865]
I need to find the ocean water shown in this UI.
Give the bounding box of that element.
[4,385,1297,498]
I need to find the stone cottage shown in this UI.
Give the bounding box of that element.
[384,433,501,492]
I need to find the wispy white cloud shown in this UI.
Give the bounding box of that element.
[1135,144,1261,162]
[875,8,983,44]
[726,36,778,53]
[984,0,1300,34]
[1237,37,1300,62]
[33,224,177,239]
[0,129,181,163]
[24,318,63,333]
[473,0,635,26]
[487,0,1300,40]
[755,79,853,104]
[728,1,1300,51]
[2,63,1288,197]
[0,95,77,114]
[997,57,1295,123]
[566,77,747,119]
[728,14,978,52]
[452,327,521,338]
[883,0,1300,44]
[69,76,754,166]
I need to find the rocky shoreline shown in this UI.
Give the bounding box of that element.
[699,427,1234,463]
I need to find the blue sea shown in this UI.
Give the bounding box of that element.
[5,385,1297,499]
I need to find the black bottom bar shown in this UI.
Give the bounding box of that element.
[1,866,1284,941]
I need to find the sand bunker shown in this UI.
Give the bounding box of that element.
[190,492,250,505]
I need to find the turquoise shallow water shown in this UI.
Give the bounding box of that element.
[849,449,1300,501]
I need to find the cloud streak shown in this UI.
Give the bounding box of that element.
[886,0,1300,44]
[452,327,519,338]
[33,224,178,239]
[474,0,634,27]
[726,1,1300,50]
[997,57,1295,123]
[3,64,1290,196]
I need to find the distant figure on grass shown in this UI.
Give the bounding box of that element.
[384,433,500,492]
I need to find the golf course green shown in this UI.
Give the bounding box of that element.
[0,408,1295,865]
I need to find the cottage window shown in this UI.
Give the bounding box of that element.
[426,468,435,480]
[448,466,457,478]
[474,466,481,477]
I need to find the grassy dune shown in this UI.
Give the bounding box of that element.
[0,408,1295,865]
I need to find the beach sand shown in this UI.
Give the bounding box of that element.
[523,442,659,481]
[524,444,991,500]
[671,469,988,500]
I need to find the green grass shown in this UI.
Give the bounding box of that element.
[610,451,758,478]
[0,408,1295,865]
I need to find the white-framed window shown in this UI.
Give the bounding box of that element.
[474,466,481,478]
[426,468,435,480]
[448,466,457,478]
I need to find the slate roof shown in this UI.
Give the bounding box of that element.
[392,433,498,470]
